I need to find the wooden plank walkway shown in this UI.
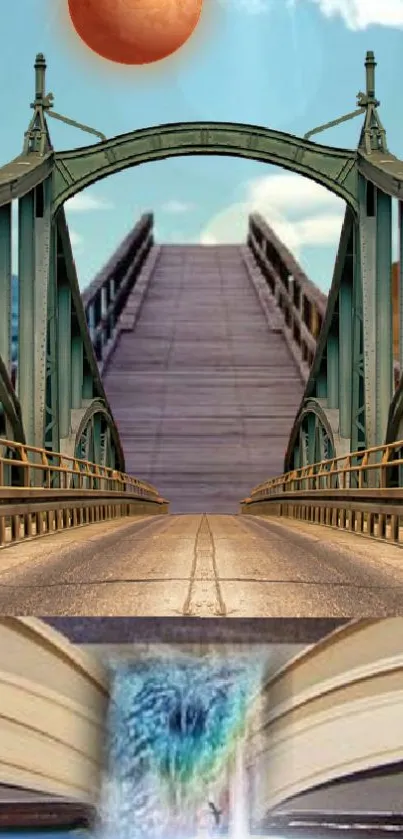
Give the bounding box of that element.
[103,245,304,513]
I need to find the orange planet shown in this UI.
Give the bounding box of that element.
[68,0,203,65]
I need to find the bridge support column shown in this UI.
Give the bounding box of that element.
[18,180,53,450]
[327,333,339,409]
[315,371,327,398]
[71,335,84,410]
[57,283,72,440]
[34,178,53,450]
[18,192,36,446]
[359,177,377,450]
[351,222,366,454]
[0,204,12,372]
[338,279,353,439]
[45,227,59,453]
[359,178,393,448]
[83,371,93,400]
[375,188,393,444]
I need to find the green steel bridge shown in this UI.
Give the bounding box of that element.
[1,52,403,615]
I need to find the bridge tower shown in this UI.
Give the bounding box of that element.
[0,54,124,470]
[285,51,399,471]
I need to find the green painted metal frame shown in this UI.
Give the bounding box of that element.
[49,209,125,469]
[0,198,25,444]
[0,357,25,443]
[74,400,117,471]
[0,174,125,469]
[386,201,403,447]
[0,49,400,483]
[284,208,355,470]
[284,50,396,474]
[52,123,358,215]
[285,172,394,472]
[0,204,11,373]
[288,398,336,474]
[350,217,366,456]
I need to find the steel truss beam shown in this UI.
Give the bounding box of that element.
[52,125,358,216]
[289,399,335,473]
[285,208,356,470]
[74,400,117,471]
[0,357,25,443]
[387,201,403,446]
[285,167,395,473]
[47,210,125,470]
[1,181,125,468]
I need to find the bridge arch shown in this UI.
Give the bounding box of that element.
[52,121,358,215]
[284,397,337,472]
[386,378,403,446]
[74,399,122,471]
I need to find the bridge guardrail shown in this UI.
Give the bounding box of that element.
[82,213,154,369]
[0,437,168,547]
[241,438,403,544]
[247,213,327,378]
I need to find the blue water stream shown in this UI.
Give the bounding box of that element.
[99,651,263,839]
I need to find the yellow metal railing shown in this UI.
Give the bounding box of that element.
[0,438,168,547]
[241,440,403,544]
[247,438,403,501]
[0,437,160,499]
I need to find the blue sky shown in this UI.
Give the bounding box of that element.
[2,0,403,291]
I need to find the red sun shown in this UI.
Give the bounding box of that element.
[67,0,203,65]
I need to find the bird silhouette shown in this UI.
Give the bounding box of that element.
[208,802,222,827]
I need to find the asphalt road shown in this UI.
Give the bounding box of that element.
[1,514,403,616]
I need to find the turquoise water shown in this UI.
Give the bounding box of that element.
[100,652,263,839]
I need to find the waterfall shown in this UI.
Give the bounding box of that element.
[97,650,263,839]
[229,741,249,839]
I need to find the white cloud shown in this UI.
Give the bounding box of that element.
[300,0,403,29]
[200,232,219,245]
[161,200,195,214]
[200,173,345,255]
[247,173,341,214]
[223,0,403,26]
[65,193,114,212]
[69,230,83,247]
[293,213,346,245]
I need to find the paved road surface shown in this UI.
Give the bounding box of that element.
[1,515,403,616]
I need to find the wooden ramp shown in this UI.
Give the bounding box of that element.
[103,245,303,513]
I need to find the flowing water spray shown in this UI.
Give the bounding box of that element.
[98,649,264,839]
[229,740,249,839]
